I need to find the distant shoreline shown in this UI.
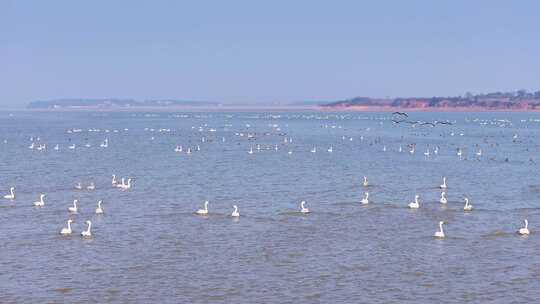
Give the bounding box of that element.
[17,105,540,112]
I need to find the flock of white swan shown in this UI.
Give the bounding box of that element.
[188,175,530,239]
[2,174,132,238]
[5,173,529,239]
[2,115,536,241]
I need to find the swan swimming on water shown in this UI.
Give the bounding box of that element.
[434,221,445,238]
[75,182,82,190]
[196,201,209,215]
[81,220,92,237]
[361,192,369,205]
[300,201,310,213]
[231,205,240,217]
[68,199,78,213]
[440,177,447,189]
[87,182,95,190]
[408,195,420,209]
[518,219,530,235]
[60,219,73,235]
[111,174,117,186]
[440,192,447,204]
[4,187,15,200]
[363,176,369,187]
[463,198,472,211]
[95,200,104,214]
[33,194,45,207]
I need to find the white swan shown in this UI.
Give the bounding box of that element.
[60,219,73,235]
[112,174,117,186]
[95,200,104,214]
[311,146,316,153]
[300,200,310,213]
[463,198,472,211]
[434,221,445,238]
[81,220,92,237]
[519,219,530,235]
[3,187,15,200]
[248,146,254,154]
[327,146,333,153]
[87,182,95,190]
[440,177,447,189]
[123,178,132,190]
[361,192,369,205]
[440,192,447,204]
[363,176,369,187]
[196,200,209,215]
[75,182,82,190]
[68,199,78,213]
[33,194,45,207]
[231,205,240,217]
[408,195,420,209]
[116,178,125,188]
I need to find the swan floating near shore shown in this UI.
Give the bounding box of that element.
[95,200,104,214]
[231,205,240,217]
[518,219,530,235]
[408,195,420,209]
[81,220,92,237]
[463,198,472,211]
[68,199,78,213]
[4,187,15,200]
[60,219,73,235]
[434,221,445,238]
[33,194,45,207]
[196,201,209,215]
[440,192,447,204]
[300,201,310,213]
[440,177,447,189]
[361,192,369,205]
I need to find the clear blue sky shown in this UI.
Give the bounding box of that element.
[1,0,539,106]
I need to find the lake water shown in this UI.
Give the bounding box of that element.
[0,110,539,303]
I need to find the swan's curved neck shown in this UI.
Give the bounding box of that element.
[439,222,444,233]
[10,188,14,196]
[525,220,528,228]
[86,222,92,233]
[67,221,72,230]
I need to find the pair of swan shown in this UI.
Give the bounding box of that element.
[60,220,92,237]
[116,178,132,190]
[434,219,530,239]
[33,194,45,207]
[195,201,240,217]
[4,187,15,200]
[69,199,104,214]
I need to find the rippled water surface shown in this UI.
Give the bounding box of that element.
[1,111,539,303]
